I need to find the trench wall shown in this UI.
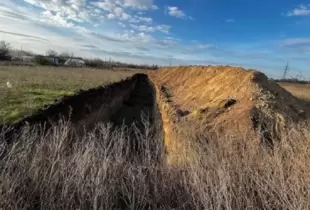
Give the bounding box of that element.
[151,81,191,165]
[5,74,141,132]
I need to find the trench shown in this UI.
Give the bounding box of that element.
[109,75,164,161]
[1,74,165,161]
[111,74,157,126]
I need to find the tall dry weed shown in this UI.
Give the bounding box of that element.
[0,120,310,209]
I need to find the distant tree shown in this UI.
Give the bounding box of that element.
[84,58,111,69]
[46,49,58,57]
[34,55,51,65]
[0,41,11,58]
[59,52,70,58]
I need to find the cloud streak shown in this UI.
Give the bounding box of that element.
[279,38,310,52]
[0,30,49,42]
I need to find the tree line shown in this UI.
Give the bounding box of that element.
[274,78,310,84]
[0,40,159,70]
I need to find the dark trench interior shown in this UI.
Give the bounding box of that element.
[109,75,164,161]
[111,74,157,127]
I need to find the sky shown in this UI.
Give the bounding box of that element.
[0,0,310,78]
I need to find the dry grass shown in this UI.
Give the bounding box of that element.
[279,82,310,103]
[1,120,310,210]
[0,66,136,123]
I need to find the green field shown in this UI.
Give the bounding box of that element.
[0,66,135,123]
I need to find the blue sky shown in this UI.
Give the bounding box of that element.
[0,0,310,78]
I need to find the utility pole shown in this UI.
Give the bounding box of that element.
[297,72,306,81]
[282,62,289,80]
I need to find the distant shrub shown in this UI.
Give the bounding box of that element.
[34,55,52,66]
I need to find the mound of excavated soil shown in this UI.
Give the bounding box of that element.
[149,66,310,151]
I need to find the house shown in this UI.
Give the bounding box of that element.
[64,58,85,67]
[20,55,35,63]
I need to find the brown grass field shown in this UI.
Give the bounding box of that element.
[0,66,310,210]
[279,82,310,103]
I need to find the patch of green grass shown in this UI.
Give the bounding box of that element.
[0,66,137,123]
[0,87,75,123]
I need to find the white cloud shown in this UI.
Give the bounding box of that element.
[105,7,131,20]
[0,2,178,64]
[166,6,193,20]
[21,0,166,35]
[287,4,310,16]
[130,24,171,33]
[167,6,185,18]
[123,0,157,10]
[107,13,116,20]
[135,16,152,23]
[96,1,115,12]
[226,19,235,23]
[93,1,155,24]
[95,0,157,11]
[0,1,223,67]
[23,0,95,26]
[42,11,75,28]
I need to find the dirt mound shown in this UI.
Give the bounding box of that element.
[149,66,309,152]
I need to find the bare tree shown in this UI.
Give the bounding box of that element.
[46,49,58,57]
[59,52,70,59]
[0,41,11,57]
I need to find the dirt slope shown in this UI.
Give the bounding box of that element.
[149,66,310,153]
